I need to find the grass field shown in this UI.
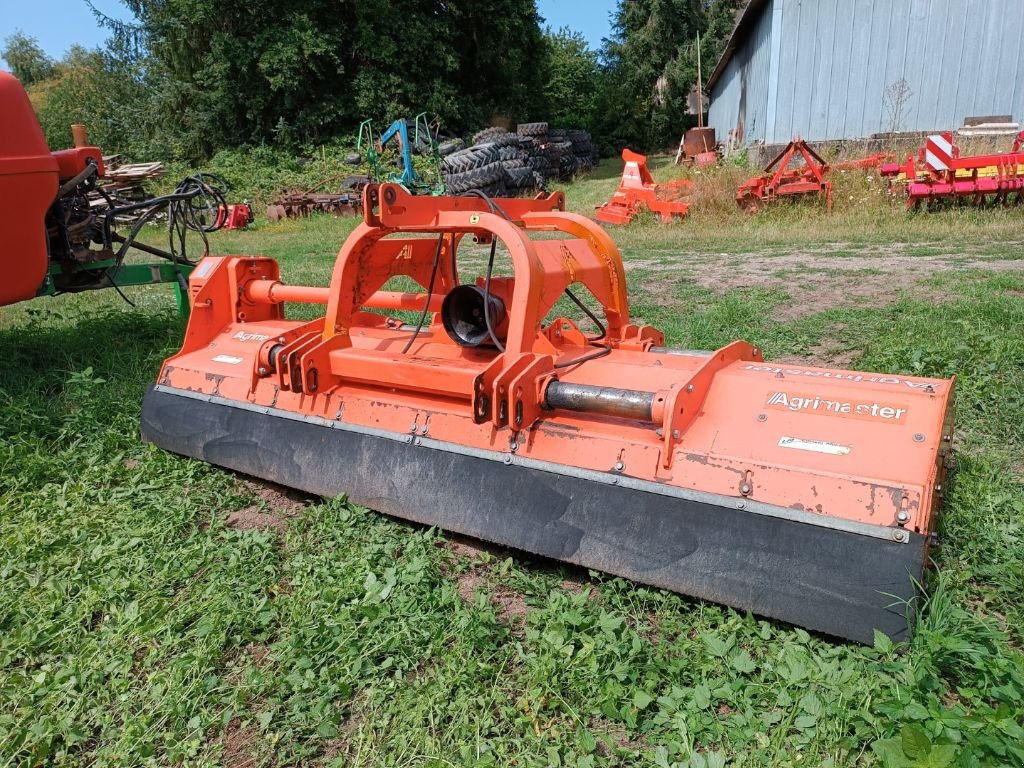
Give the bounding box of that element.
[2,158,1023,767]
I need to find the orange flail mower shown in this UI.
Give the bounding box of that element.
[142,184,955,644]
[595,149,691,224]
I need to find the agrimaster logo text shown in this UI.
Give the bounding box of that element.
[766,391,908,423]
[744,364,942,391]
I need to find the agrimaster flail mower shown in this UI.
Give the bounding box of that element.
[142,184,955,644]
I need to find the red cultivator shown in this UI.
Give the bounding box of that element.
[736,140,833,213]
[880,132,1024,208]
[595,149,691,224]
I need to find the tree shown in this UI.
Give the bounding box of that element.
[597,0,741,151]
[540,28,600,129]
[1,32,153,158]
[1,31,56,86]
[94,0,547,160]
[27,44,154,157]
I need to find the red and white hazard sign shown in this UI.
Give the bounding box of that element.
[924,133,955,172]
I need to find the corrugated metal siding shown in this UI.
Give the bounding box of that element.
[708,55,743,141]
[707,1,774,145]
[744,3,773,140]
[710,0,1024,144]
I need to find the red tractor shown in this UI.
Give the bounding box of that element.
[0,71,225,312]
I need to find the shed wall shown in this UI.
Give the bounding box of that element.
[709,0,1024,145]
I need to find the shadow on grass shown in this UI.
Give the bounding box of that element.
[0,304,184,408]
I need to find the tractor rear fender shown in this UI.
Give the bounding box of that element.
[0,72,58,307]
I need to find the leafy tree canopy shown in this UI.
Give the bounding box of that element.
[2,1,740,160]
[2,31,57,86]
[598,0,741,149]
[94,0,546,159]
[540,27,601,130]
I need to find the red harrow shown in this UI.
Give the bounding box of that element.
[595,149,691,225]
[880,131,1024,208]
[736,140,833,214]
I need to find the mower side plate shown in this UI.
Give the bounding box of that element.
[142,385,926,644]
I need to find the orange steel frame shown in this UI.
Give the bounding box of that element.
[159,183,954,545]
[595,149,691,224]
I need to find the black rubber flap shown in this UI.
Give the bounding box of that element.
[141,386,926,644]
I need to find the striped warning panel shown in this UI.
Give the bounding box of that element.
[925,134,954,172]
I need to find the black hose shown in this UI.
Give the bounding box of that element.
[482,237,505,351]
[553,343,612,370]
[402,233,447,354]
[57,161,98,199]
[563,287,607,341]
[102,174,229,272]
[90,173,229,305]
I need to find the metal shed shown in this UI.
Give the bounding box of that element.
[707,0,1024,146]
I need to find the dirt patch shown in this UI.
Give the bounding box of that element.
[559,577,585,595]
[245,643,271,668]
[448,536,531,626]
[227,479,314,532]
[642,612,661,640]
[245,479,312,513]
[590,719,646,757]
[806,339,860,368]
[226,643,273,685]
[775,336,861,368]
[636,272,685,306]
[445,534,509,562]
[456,571,528,625]
[316,692,371,765]
[131,643,148,674]
[492,585,530,623]
[626,243,1023,319]
[219,718,261,768]
[226,508,287,531]
[456,569,488,603]
[319,740,346,765]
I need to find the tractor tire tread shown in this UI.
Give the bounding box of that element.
[443,161,504,194]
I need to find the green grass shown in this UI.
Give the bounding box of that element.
[2,167,1023,767]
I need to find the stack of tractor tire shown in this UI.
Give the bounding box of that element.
[440,142,508,197]
[440,127,533,197]
[440,123,599,198]
[526,125,599,181]
[566,129,599,172]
